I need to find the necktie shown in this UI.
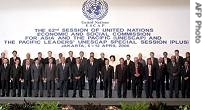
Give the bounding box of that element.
[63,64,65,70]
[49,64,52,70]
[121,65,123,70]
[4,64,6,69]
[148,65,151,76]
[106,65,108,71]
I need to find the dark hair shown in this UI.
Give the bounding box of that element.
[48,51,52,53]
[175,50,179,53]
[69,51,73,53]
[119,57,124,61]
[12,50,17,54]
[110,55,115,61]
[163,52,167,55]
[90,52,94,54]
[38,52,42,54]
[150,52,154,55]
[126,54,131,57]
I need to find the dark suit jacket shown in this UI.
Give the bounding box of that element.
[86,62,99,80]
[124,60,135,80]
[56,63,71,81]
[44,64,56,81]
[115,64,128,82]
[10,65,22,79]
[31,64,44,81]
[0,58,4,65]
[144,64,156,80]
[66,57,76,66]
[22,65,32,80]
[156,63,166,80]
[101,65,114,81]
[176,56,184,67]
[167,62,179,79]
[10,57,21,66]
[0,64,11,80]
[44,57,56,64]
[72,64,84,79]
[131,62,143,79]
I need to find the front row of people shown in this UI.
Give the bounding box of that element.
[0,56,189,98]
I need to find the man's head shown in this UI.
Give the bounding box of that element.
[184,61,189,67]
[126,54,131,60]
[90,52,94,57]
[163,52,168,57]
[26,53,31,59]
[48,51,52,57]
[175,50,179,56]
[26,59,30,65]
[1,52,5,58]
[34,59,39,64]
[38,52,42,58]
[90,56,94,62]
[69,51,73,57]
[100,52,105,58]
[76,58,80,64]
[105,59,109,65]
[3,58,8,64]
[147,58,152,65]
[150,52,154,58]
[12,50,17,57]
[138,53,143,59]
[79,51,84,57]
[61,57,66,63]
[171,56,176,62]
[49,58,53,64]
[119,58,124,65]
[59,53,63,58]
[186,52,190,58]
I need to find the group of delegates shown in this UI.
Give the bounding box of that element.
[0,50,190,98]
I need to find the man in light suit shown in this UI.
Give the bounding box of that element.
[0,58,11,97]
[44,58,56,97]
[31,59,44,97]
[56,57,71,97]
[10,59,22,97]
[72,58,84,98]
[101,59,114,98]
[86,56,99,98]
[22,59,32,97]
[168,56,179,98]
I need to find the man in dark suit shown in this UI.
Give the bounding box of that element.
[124,54,135,90]
[181,61,190,98]
[86,56,99,98]
[98,52,108,90]
[115,58,128,98]
[0,58,11,97]
[149,52,158,91]
[34,52,45,66]
[10,50,21,66]
[66,51,76,89]
[31,59,44,97]
[72,58,84,98]
[22,59,32,97]
[144,58,156,98]
[132,57,143,98]
[10,59,22,97]
[78,51,87,89]
[44,51,56,64]
[156,57,166,98]
[174,50,184,91]
[163,52,171,90]
[44,58,56,97]
[22,53,33,66]
[56,57,71,97]
[101,59,114,98]
[168,56,179,98]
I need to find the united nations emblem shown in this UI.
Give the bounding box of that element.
[82,0,108,20]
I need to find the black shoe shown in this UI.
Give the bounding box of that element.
[47,95,51,97]
[89,96,92,98]
[59,95,63,97]
[80,96,83,98]
[72,95,76,98]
